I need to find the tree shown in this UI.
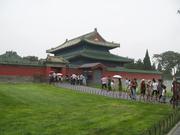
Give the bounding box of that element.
[153,51,180,75]
[23,56,38,61]
[124,59,145,70]
[143,49,152,70]
[136,59,145,70]
[152,63,156,70]
[124,60,136,69]
[157,63,162,71]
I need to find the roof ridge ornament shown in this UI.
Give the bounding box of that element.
[94,28,97,32]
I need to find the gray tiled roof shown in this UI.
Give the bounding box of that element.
[63,49,132,63]
[46,55,69,64]
[46,29,120,53]
[79,63,102,68]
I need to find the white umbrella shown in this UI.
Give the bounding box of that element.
[49,71,54,74]
[57,73,63,76]
[101,77,107,80]
[113,75,122,79]
[72,74,77,78]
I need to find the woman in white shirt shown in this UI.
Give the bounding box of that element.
[151,78,158,101]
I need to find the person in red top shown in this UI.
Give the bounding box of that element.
[140,79,146,101]
[171,77,180,108]
[130,78,138,100]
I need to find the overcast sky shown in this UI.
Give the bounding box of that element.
[0,0,180,61]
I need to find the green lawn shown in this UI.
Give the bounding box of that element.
[0,83,173,135]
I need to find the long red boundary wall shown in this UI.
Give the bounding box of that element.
[0,65,48,77]
[0,65,161,80]
[67,68,162,80]
[103,71,161,80]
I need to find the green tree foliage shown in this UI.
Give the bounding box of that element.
[157,63,162,71]
[153,51,180,75]
[23,56,38,61]
[152,63,156,70]
[125,59,145,70]
[136,59,145,70]
[125,50,155,70]
[143,49,152,70]
[0,51,42,65]
[0,51,22,63]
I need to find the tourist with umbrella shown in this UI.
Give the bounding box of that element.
[57,73,63,82]
[48,71,54,84]
[113,75,122,97]
[101,76,107,90]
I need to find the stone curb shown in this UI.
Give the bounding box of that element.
[167,121,180,135]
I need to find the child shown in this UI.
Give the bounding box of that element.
[161,84,167,103]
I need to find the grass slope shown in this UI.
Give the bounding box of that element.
[0,83,173,135]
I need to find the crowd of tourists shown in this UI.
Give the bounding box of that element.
[101,76,122,92]
[100,76,168,103]
[48,72,87,85]
[69,74,87,85]
[138,78,167,103]
[49,71,180,106]
[48,72,63,84]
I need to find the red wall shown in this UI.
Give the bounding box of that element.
[0,65,47,77]
[0,64,162,80]
[61,68,161,80]
[65,68,83,76]
[103,71,161,80]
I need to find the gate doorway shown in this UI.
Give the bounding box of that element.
[79,63,105,84]
[92,69,102,84]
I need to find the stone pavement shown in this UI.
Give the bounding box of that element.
[168,121,180,135]
[56,83,129,100]
[56,83,169,103]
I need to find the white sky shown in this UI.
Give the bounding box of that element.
[0,0,180,60]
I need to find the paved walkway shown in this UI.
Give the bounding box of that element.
[168,121,180,135]
[56,83,169,104]
[57,83,130,100]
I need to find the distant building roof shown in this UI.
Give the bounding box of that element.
[46,55,69,64]
[79,63,105,69]
[46,28,120,53]
[63,49,132,63]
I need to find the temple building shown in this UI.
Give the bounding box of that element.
[47,28,131,67]
[46,29,161,83]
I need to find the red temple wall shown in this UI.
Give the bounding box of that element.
[103,71,161,80]
[65,68,83,76]
[0,64,161,80]
[61,68,161,80]
[0,65,47,77]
